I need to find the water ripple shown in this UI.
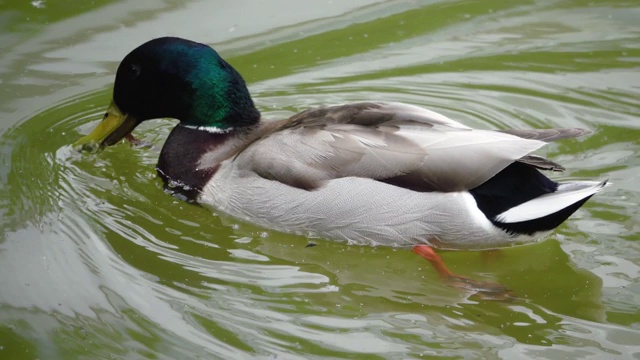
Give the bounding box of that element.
[1,1,639,359]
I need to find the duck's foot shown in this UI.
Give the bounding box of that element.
[125,134,153,149]
[412,244,515,300]
[446,274,515,301]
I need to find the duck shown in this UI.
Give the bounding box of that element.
[75,37,606,295]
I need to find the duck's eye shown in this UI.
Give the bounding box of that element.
[130,63,141,78]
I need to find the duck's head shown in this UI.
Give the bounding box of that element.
[75,37,259,150]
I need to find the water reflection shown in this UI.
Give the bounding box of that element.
[1,0,639,358]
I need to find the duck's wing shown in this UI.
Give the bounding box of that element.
[500,128,592,142]
[237,102,579,192]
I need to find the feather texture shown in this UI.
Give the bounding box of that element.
[495,181,607,223]
[82,37,606,250]
[238,102,547,192]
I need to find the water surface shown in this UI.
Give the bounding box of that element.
[1,0,639,359]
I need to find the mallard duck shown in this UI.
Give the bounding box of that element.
[75,37,606,294]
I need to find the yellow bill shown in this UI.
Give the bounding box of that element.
[74,100,139,151]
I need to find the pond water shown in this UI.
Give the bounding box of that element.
[1,0,639,359]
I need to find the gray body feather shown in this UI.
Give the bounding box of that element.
[195,102,601,249]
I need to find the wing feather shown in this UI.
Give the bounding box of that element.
[500,128,592,142]
[235,102,569,192]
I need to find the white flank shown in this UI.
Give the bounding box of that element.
[495,180,607,223]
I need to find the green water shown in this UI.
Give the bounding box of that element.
[1,0,639,359]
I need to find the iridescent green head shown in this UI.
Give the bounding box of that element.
[75,37,260,148]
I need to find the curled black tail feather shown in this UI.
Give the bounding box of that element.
[469,162,560,235]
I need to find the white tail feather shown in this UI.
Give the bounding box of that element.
[495,180,607,223]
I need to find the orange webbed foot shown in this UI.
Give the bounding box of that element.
[413,244,515,301]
